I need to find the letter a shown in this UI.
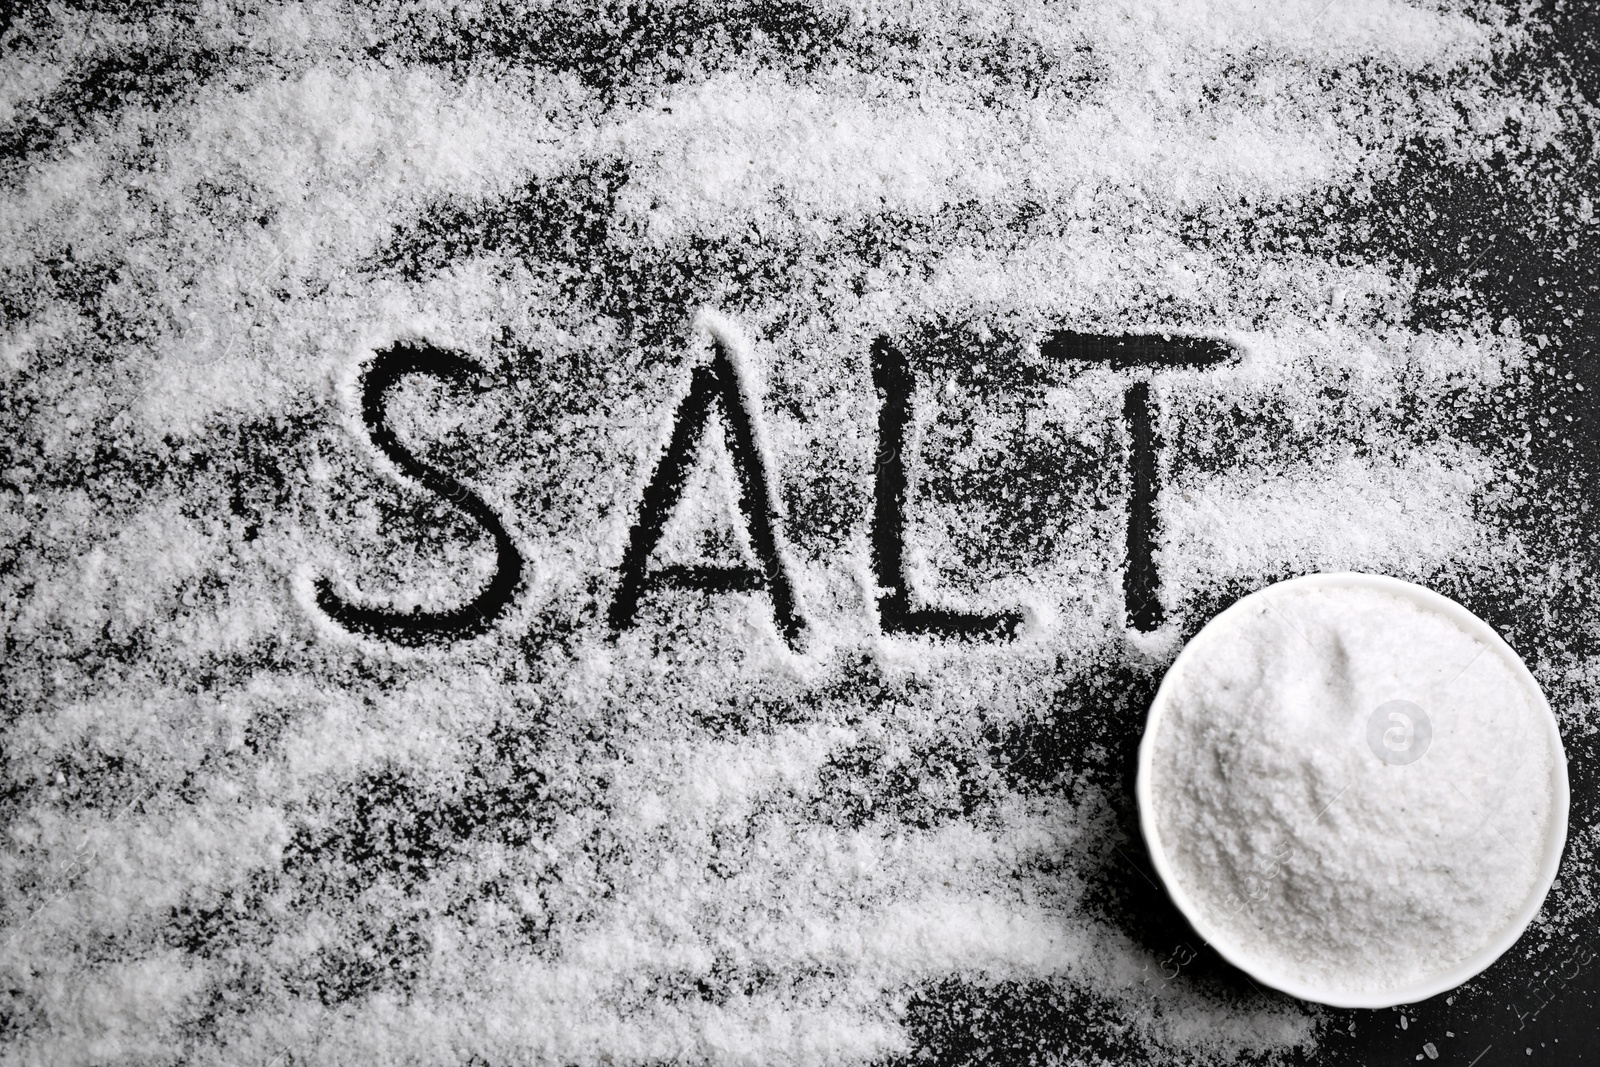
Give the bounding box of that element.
[608,314,805,648]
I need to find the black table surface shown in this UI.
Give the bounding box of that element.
[5,3,1599,1065]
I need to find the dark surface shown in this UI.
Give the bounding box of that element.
[3,1,1597,1064]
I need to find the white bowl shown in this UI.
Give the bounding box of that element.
[1135,572,1570,1009]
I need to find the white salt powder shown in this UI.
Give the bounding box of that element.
[1145,578,1566,1002]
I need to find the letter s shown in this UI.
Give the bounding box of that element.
[314,341,522,645]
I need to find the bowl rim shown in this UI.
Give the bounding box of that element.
[1134,571,1570,1010]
